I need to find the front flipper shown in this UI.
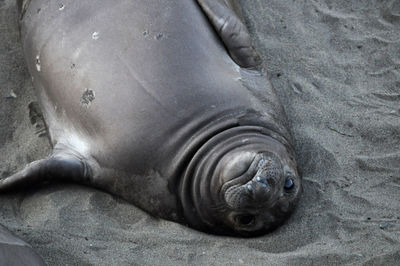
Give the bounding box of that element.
[0,152,92,191]
[196,0,261,68]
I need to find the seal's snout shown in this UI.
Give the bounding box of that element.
[247,154,283,202]
[223,153,284,210]
[246,175,272,202]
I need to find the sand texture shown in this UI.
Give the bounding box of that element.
[1,0,400,265]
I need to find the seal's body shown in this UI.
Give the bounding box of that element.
[2,0,302,236]
[0,224,45,265]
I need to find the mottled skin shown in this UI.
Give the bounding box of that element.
[1,0,302,236]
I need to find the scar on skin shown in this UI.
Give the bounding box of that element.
[80,88,95,108]
[35,55,41,71]
[92,31,99,40]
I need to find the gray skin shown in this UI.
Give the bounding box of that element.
[1,0,302,236]
[0,224,46,265]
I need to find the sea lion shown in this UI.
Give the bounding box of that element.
[1,0,302,236]
[0,224,46,265]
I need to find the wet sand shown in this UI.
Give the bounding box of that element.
[1,0,399,265]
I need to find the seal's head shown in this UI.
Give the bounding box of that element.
[180,127,301,236]
[212,149,301,236]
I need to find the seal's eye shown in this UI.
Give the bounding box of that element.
[235,215,255,226]
[284,178,294,190]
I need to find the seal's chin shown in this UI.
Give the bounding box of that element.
[179,126,301,236]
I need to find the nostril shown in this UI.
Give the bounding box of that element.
[246,184,253,192]
[256,176,267,184]
[255,176,271,190]
[235,214,255,226]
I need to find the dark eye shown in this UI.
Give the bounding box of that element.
[235,215,255,226]
[284,178,294,190]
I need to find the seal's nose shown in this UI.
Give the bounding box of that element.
[246,175,273,202]
[245,153,284,204]
[223,153,284,209]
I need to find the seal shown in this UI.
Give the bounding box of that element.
[0,224,46,265]
[1,0,302,236]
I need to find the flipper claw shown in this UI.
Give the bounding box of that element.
[197,0,261,68]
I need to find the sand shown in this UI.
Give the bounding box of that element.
[1,0,399,265]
